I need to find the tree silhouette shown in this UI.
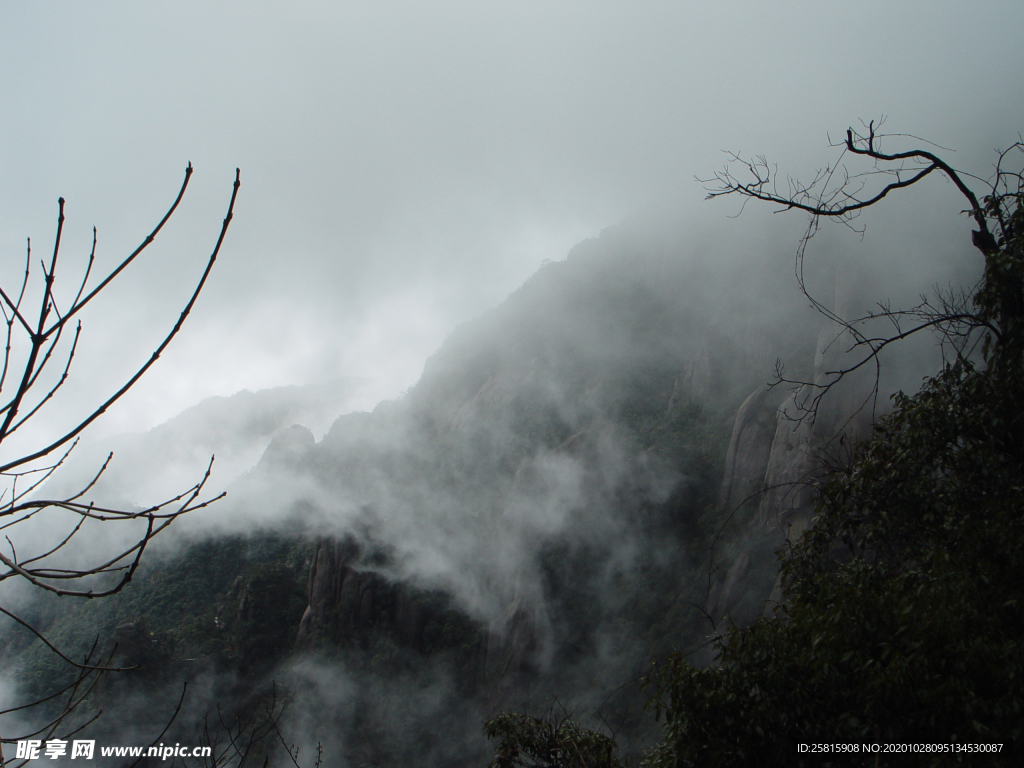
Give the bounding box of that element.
[640,124,1024,766]
[701,119,1019,424]
[0,165,240,764]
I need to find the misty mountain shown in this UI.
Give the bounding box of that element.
[39,380,363,511]
[4,221,914,766]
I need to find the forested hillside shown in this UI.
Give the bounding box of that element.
[2,212,955,765]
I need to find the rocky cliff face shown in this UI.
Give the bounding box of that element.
[185,227,900,736]
[296,536,478,659]
[272,229,821,710]
[707,266,885,626]
[295,532,553,705]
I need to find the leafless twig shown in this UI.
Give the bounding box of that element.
[0,166,239,756]
[701,120,1022,425]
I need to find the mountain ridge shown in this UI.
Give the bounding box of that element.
[5,220,907,766]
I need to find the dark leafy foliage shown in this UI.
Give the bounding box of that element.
[4,536,312,705]
[645,359,1024,767]
[484,710,625,768]
[640,189,1024,767]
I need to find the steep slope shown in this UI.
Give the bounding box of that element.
[5,222,847,766]
[225,226,822,763]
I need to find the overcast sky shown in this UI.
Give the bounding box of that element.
[1,1,1022,456]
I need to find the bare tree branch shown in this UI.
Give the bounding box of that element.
[702,121,1021,427]
[0,167,241,473]
[0,165,238,757]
